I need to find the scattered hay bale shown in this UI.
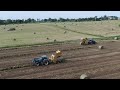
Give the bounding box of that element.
[8,28,16,31]
[54,39,57,42]
[46,37,49,40]
[114,37,118,40]
[98,45,104,49]
[80,42,82,45]
[119,24,120,27]
[64,26,66,28]
[112,28,114,30]
[80,74,89,79]
[64,31,67,34]
[80,38,83,40]
[34,32,36,34]
[12,66,16,69]
[13,38,16,41]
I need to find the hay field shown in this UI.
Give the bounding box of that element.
[0,20,120,48]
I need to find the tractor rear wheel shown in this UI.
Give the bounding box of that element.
[57,57,65,63]
[43,60,49,66]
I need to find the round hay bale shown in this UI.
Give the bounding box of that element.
[98,45,104,49]
[54,39,57,42]
[80,74,88,79]
[46,37,49,40]
[114,37,118,40]
[13,38,16,41]
[80,42,83,45]
[12,66,16,69]
[80,38,83,40]
[119,24,120,27]
[64,31,67,34]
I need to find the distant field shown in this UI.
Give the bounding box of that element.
[0,20,120,48]
[53,20,120,37]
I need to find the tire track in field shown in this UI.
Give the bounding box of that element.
[2,51,120,79]
[9,59,120,79]
[0,40,118,78]
[0,45,120,71]
[44,64,120,79]
[1,43,120,71]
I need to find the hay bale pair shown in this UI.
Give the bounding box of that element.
[8,28,16,31]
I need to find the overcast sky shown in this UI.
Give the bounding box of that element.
[0,11,120,20]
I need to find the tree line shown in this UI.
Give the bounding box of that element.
[0,15,119,25]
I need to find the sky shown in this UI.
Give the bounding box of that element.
[0,11,120,20]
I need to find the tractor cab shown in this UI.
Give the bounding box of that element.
[41,55,48,59]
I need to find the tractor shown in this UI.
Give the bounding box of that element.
[80,38,96,45]
[32,55,50,66]
[32,50,65,66]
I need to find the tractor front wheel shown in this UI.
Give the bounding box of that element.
[36,63,40,66]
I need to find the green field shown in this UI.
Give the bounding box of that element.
[0,20,120,48]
